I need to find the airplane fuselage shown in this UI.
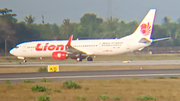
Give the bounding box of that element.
[10,36,151,58]
[9,8,160,61]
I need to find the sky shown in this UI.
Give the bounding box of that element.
[1,0,180,25]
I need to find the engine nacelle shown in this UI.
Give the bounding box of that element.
[17,56,25,60]
[52,51,68,59]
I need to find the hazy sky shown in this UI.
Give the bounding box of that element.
[1,0,180,25]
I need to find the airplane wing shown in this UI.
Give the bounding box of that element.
[152,37,171,42]
[66,35,81,54]
[66,35,92,56]
[138,37,171,51]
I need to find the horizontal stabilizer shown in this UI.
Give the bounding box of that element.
[139,38,152,43]
[152,37,171,42]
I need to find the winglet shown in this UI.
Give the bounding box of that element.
[66,35,73,46]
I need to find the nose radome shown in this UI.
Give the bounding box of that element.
[9,48,15,55]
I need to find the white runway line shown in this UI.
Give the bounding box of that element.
[0,73,180,81]
[1,60,180,67]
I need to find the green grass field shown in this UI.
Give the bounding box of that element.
[1,78,180,101]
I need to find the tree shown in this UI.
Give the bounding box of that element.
[68,22,82,39]
[163,16,171,25]
[33,23,52,40]
[99,17,120,38]
[15,22,40,43]
[0,18,17,50]
[80,13,103,38]
[24,15,35,29]
[51,23,61,39]
[0,7,17,23]
[60,18,70,39]
[177,18,180,24]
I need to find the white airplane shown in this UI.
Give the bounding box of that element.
[9,8,170,62]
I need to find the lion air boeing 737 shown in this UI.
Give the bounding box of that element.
[9,8,170,62]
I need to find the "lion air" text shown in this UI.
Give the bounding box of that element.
[35,43,64,51]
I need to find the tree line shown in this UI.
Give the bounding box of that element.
[0,8,180,51]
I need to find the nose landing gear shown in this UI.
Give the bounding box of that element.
[23,59,27,63]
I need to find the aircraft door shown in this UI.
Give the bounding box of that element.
[98,42,102,50]
[22,46,26,52]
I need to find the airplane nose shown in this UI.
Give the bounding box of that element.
[9,48,15,55]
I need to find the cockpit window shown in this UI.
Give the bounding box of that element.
[15,46,20,48]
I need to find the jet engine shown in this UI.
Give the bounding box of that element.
[52,51,68,59]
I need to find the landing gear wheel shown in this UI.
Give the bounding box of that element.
[23,59,27,62]
[77,57,82,62]
[87,56,93,61]
[21,59,27,64]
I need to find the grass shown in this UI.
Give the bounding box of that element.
[169,76,179,79]
[98,95,109,100]
[1,79,180,101]
[155,77,166,79]
[0,67,41,73]
[63,80,81,89]
[38,94,50,101]
[38,67,47,72]
[0,65,180,73]
[22,80,35,83]
[4,80,11,84]
[53,89,61,92]
[136,95,155,100]
[41,78,51,82]
[31,85,46,92]
[113,96,121,100]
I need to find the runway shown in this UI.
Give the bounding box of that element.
[1,60,180,67]
[0,68,180,83]
[0,60,180,83]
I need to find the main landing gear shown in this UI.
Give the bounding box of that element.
[76,55,93,62]
[87,56,93,61]
[76,57,82,62]
[76,54,83,62]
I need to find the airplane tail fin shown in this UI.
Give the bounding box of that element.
[132,8,157,40]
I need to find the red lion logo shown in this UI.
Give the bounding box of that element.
[140,22,151,36]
